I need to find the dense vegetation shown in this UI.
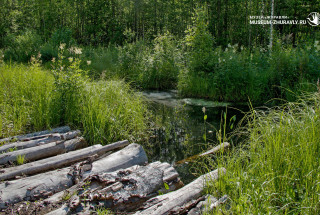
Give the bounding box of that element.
[0,51,148,143]
[1,1,320,213]
[1,1,319,103]
[205,90,320,214]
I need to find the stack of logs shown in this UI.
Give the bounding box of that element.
[0,126,227,215]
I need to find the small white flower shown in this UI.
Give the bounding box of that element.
[74,47,82,55]
[59,43,66,50]
[87,60,91,65]
[51,57,56,62]
[202,107,206,114]
[68,57,73,63]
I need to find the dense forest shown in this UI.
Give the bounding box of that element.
[0,0,319,47]
[1,0,320,104]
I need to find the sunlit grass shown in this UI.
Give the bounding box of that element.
[0,62,149,145]
[208,91,320,214]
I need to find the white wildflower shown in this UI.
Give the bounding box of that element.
[87,60,91,65]
[59,43,66,50]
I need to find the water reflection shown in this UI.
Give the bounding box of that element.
[142,91,247,182]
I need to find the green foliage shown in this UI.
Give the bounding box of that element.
[0,59,148,145]
[51,44,86,125]
[4,30,42,62]
[178,41,320,104]
[49,28,75,48]
[16,154,25,165]
[0,63,54,137]
[184,5,214,73]
[209,91,320,214]
[137,33,181,89]
[96,207,113,215]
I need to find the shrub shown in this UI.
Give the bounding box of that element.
[4,30,42,62]
[137,33,181,89]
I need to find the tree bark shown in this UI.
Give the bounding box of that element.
[0,130,81,154]
[0,143,148,209]
[0,140,129,180]
[46,162,182,215]
[135,168,226,215]
[0,126,71,143]
[0,137,86,165]
[176,142,230,165]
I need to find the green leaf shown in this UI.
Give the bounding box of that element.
[204,115,207,121]
[203,134,206,141]
[164,182,169,190]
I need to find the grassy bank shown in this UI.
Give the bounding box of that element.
[0,61,148,144]
[207,90,320,214]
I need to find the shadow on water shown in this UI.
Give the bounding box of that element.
[142,90,249,183]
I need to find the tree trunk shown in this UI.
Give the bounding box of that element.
[135,168,226,215]
[176,142,230,165]
[0,137,86,165]
[0,126,71,143]
[0,130,81,154]
[0,140,129,181]
[0,143,148,209]
[46,162,182,215]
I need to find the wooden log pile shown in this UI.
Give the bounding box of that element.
[0,127,227,215]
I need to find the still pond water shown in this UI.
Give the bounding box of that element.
[141,90,248,183]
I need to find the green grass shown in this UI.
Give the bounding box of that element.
[16,154,25,165]
[0,62,149,145]
[207,90,320,214]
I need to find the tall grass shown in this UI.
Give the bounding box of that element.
[0,63,54,137]
[0,61,148,144]
[208,90,320,214]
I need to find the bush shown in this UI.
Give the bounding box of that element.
[137,33,181,89]
[4,30,42,62]
[40,28,76,63]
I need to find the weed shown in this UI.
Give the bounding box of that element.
[16,154,25,165]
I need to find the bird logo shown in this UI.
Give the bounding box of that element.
[307,12,320,26]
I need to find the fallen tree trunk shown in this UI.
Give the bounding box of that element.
[135,168,226,215]
[46,162,182,215]
[0,126,71,143]
[176,142,230,165]
[187,194,228,215]
[0,140,129,180]
[0,137,86,165]
[0,143,147,209]
[0,130,81,154]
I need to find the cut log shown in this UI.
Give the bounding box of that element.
[135,168,226,215]
[187,194,228,215]
[45,162,181,215]
[0,137,86,165]
[0,143,147,209]
[0,126,71,143]
[176,142,230,165]
[0,130,81,154]
[0,140,130,180]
